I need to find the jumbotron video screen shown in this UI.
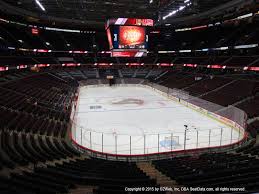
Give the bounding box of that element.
[119,26,146,49]
[106,18,152,57]
[107,26,148,50]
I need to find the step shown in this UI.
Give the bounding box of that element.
[70,185,97,194]
[137,162,191,194]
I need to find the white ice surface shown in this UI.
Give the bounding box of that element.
[74,85,240,155]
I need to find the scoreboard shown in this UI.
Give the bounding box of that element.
[106,18,154,57]
[107,26,148,49]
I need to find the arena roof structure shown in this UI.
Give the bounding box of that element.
[0,0,250,27]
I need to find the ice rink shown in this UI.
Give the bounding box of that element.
[73,85,240,155]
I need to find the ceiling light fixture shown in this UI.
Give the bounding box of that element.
[35,0,46,11]
[162,1,192,20]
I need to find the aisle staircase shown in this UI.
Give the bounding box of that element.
[69,185,97,194]
[118,69,123,78]
[1,153,96,194]
[2,154,88,177]
[198,80,236,97]
[133,69,138,78]
[137,162,191,194]
[231,95,256,107]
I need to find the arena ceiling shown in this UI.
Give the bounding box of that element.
[0,0,243,26]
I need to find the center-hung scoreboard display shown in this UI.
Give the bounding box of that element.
[106,18,154,57]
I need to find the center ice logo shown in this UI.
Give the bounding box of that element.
[111,98,144,105]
